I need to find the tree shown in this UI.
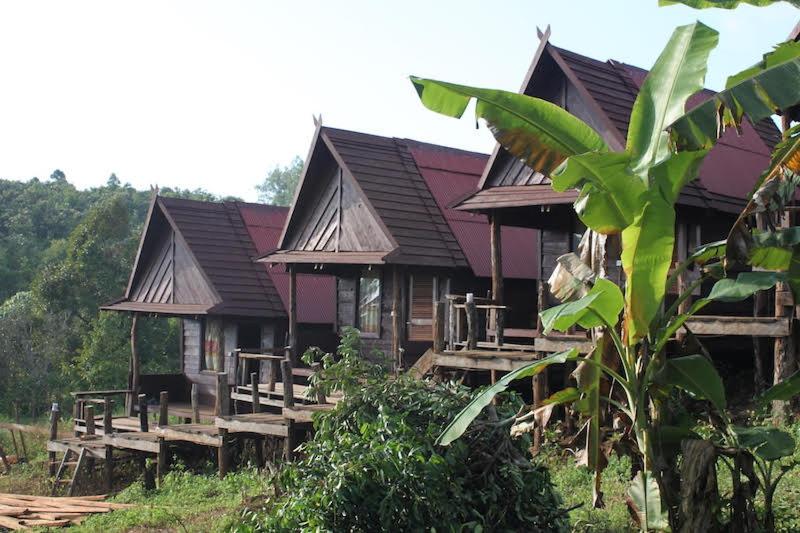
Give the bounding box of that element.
[412,17,800,532]
[256,156,303,206]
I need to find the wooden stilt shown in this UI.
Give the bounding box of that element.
[129,314,140,417]
[250,372,260,414]
[191,383,200,424]
[48,403,60,476]
[465,293,477,351]
[288,266,298,364]
[158,391,169,427]
[392,266,402,370]
[85,406,95,436]
[157,437,167,485]
[138,395,149,433]
[218,428,229,479]
[104,398,114,493]
[433,301,445,353]
[282,360,295,409]
[215,373,230,417]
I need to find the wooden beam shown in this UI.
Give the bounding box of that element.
[392,266,402,370]
[684,316,790,337]
[288,266,298,364]
[534,336,593,354]
[129,315,140,417]
[432,354,537,372]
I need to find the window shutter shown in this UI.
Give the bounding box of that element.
[408,275,434,341]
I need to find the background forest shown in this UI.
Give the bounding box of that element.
[0,159,302,417]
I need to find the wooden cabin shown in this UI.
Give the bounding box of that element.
[102,195,337,411]
[261,124,540,369]
[447,29,789,370]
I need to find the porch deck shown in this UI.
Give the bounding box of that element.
[215,413,289,437]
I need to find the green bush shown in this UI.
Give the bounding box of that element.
[235,328,569,532]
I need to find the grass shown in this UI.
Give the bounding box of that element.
[72,468,269,533]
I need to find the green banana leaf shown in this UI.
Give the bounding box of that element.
[626,22,718,176]
[727,41,800,89]
[552,151,646,234]
[627,471,669,531]
[733,426,796,461]
[670,57,800,150]
[660,0,800,7]
[661,354,727,412]
[436,349,578,446]
[757,369,800,407]
[409,77,607,173]
[539,278,624,334]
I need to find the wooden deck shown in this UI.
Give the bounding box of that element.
[282,405,333,424]
[157,424,222,448]
[215,413,289,437]
[102,431,161,454]
[46,436,106,460]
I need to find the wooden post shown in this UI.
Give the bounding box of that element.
[13,404,27,461]
[537,283,545,333]
[465,293,477,351]
[73,400,81,437]
[215,373,230,417]
[495,308,505,348]
[391,266,403,370]
[85,405,95,436]
[433,301,445,353]
[250,372,260,414]
[447,298,457,350]
[191,383,200,423]
[157,437,167,485]
[311,363,326,404]
[103,399,113,492]
[138,394,149,433]
[268,358,278,392]
[490,212,504,346]
[159,391,169,427]
[532,355,549,453]
[129,314,140,417]
[48,403,60,476]
[218,428,229,479]
[288,265,298,364]
[282,359,295,409]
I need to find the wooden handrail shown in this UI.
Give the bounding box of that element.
[71,389,132,397]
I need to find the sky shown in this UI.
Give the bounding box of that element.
[0,1,796,202]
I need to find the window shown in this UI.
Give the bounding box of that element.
[203,317,223,372]
[357,270,381,337]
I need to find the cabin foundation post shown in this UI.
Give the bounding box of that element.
[288,266,298,364]
[138,394,149,433]
[392,266,403,371]
[215,373,230,417]
[159,391,169,427]
[128,314,140,417]
[103,399,114,492]
[433,301,445,353]
[532,354,548,453]
[490,213,504,347]
[465,293,477,350]
[282,359,295,461]
[48,402,60,476]
[250,372,260,413]
[447,298,457,350]
[85,405,95,437]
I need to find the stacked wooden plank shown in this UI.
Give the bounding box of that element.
[0,493,131,529]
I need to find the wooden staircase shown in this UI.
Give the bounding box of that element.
[51,448,89,497]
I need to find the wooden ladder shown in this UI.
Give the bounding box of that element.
[51,448,88,497]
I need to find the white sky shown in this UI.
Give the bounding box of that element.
[0,1,796,201]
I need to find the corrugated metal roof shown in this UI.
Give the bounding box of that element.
[405,141,540,279]
[236,202,336,324]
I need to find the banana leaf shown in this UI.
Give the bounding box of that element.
[660,0,800,7]
[660,354,727,412]
[436,348,578,446]
[626,22,718,176]
[670,57,800,150]
[627,471,669,531]
[539,278,624,334]
[757,369,800,407]
[727,41,800,89]
[410,77,606,173]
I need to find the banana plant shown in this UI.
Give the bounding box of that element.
[659,0,800,8]
[411,20,800,531]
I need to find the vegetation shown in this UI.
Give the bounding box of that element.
[256,156,303,206]
[235,329,570,532]
[0,173,240,417]
[412,4,800,532]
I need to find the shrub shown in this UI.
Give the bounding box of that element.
[235,328,569,532]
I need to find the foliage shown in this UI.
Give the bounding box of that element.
[255,156,303,206]
[659,0,800,8]
[411,12,800,532]
[236,331,570,532]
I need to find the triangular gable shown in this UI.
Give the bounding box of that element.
[279,128,396,255]
[126,200,218,306]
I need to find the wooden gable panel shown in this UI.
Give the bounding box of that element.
[130,220,174,304]
[173,235,217,305]
[338,169,394,252]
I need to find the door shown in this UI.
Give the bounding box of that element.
[408,274,435,342]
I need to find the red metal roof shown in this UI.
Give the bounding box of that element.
[405,141,540,279]
[236,202,335,324]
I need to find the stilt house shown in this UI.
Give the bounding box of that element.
[262,124,540,368]
[102,196,337,410]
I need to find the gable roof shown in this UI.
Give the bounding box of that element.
[460,33,781,213]
[265,126,540,279]
[104,196,335,323]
